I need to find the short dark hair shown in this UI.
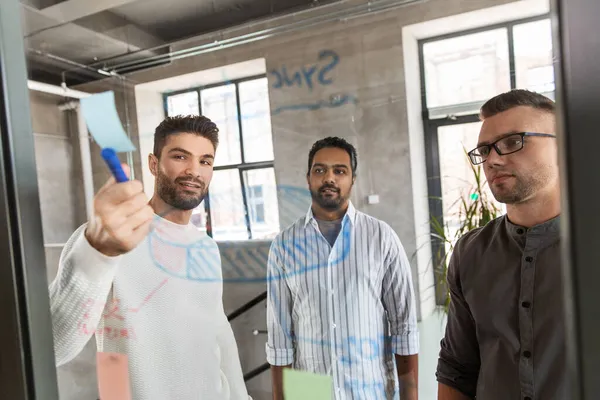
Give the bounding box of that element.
[153,115,219,157]
[307,136,358,176]
[480,89,556,119]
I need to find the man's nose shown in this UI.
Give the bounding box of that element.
[185,161,202,177]
[323,170,336,183]
[485,147,505,167]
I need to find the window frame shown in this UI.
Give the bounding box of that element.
[418,14,551,304]
[163,73,275,240]
[247,184,266,224]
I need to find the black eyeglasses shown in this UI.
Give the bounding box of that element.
[467,132,556,165]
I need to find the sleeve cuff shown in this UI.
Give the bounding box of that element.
[436,375,476,399]
[391,331,420,355]
[67,226,122,281]
[265,343,294,366]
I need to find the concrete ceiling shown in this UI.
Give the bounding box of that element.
[21,0,338,86]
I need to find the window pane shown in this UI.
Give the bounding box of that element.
[255,204,265,223]
[423,29,511,109]
[514,19,555,93]
[190,200,208,235]
[437,123,506,251]
[239,78,275,162]
[208,170,247,240]
[166,91,199,116]
[201,85,241,166]
[243,168,280,239]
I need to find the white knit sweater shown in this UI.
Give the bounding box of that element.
[49,216,250,400]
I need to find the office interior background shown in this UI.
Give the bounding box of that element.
[1,0,599,398]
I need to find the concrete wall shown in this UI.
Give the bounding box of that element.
[30,91,86,281]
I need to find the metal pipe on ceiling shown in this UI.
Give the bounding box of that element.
[29,48,116,78]
[27,80,90,98]
[29,47,128,88]
[90,0,425,75]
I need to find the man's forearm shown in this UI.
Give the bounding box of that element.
[395,354,418,400]
[271,364,292,400]
[438,382,472,400]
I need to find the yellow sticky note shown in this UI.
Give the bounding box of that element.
[96,352,132,400]
[283,369,333,400]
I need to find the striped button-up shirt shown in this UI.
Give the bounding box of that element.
[266,202,419,399]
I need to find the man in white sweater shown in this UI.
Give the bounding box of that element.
[49,115,250,399]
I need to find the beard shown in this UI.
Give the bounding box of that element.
[310,183,350,211]
[489,166,553,204]
[156,169,207,211]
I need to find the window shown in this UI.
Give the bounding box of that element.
[436,122,505,250]
[421,15,553,222]
[243,168,279,239]
[247,186,265,223]
[164,75,280,240]
[166,91,199,116]
[513,19,555,93]
[420,15,552,300]
[421,15,554,119]
[423,28,511,113]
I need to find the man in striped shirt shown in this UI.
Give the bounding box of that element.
[266,137,419,399]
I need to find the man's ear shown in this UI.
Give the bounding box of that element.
[149,153,158,177]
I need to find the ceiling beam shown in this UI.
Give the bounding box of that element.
[75,11,164,50]
[40,0,140,23]
[23,5,165,63]
[23,4,167,83]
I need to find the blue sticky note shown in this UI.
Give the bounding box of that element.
[80,91,136,152]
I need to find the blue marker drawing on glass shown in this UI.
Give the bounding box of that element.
[147,222,351,283]
[80,91,136,182]
[144,184,352,283]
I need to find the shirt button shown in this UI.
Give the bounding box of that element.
[522,301,531,308]
[523,351,532,358]
[517,228,524,234]
[524,397,532,400]
[332,323,337,329]
[525,256,533,262]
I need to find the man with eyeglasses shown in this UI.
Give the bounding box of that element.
[436,89,566,400]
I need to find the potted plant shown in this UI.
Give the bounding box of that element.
[429,152,502,312]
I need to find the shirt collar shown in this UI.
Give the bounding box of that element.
[504,214,561,238]
[304,201,357,227]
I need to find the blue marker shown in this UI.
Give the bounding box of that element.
[101,148,128,183]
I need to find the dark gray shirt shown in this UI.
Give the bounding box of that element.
[316,217,342,246]
[436,215,568,400]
